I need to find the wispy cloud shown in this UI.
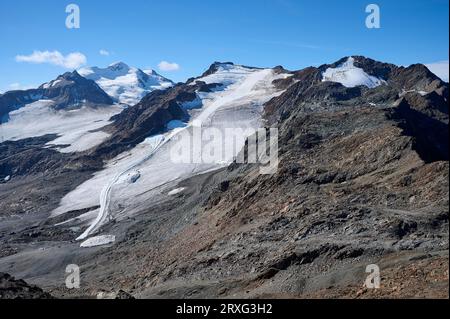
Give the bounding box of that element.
[15,50,87,69]
[425,60,449,82]
[99,49,110,56]
[158,61,180,72]
[7,83,35,91]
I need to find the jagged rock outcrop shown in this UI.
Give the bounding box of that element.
[0,273,54,299]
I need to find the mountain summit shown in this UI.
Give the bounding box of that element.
[0,70,113,122]
[78,62,174,105]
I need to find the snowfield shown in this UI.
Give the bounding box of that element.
[79,62,173,105]
[168,187,186,196]
[53,64,292,246]
[41,79,63,89]
[0,100,123,153]
[80,235,116,248]
[322,57,385,88]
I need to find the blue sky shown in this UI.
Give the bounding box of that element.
[0,0,448,92]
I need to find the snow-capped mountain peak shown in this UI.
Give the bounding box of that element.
[78,63,173,105]
[108,61,130,71]
[322,57,385,88]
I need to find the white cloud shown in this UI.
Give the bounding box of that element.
[99,49,110,56]
[8,83,35,91]
[158,61,180,72]
[15,50,87,69]
[9,83,22,90]
[425,60,449,82]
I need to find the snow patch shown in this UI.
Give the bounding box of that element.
[322,57,384,88]
[168,187,185,196]
[52,79,63,87]
[42,79,63,88]
[80,235,116,248]
[49,131,112,153]
[400,89,430,97]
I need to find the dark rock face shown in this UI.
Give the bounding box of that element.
[39,71,114,110]
[0,135,65,178]
[392,96,448,162]
[351,56,397,80]
[0,71,113,122]
[0,273,54,299]
[0,134,102,221]
[0,89,41,122]
[115,290,135,299]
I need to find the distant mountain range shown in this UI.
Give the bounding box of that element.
[0,62,173,122]
[78,62,173,105]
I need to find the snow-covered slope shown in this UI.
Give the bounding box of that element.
[53,63,292,244]
[1,99,123,152]
[322,57,385,88]
[0,71,122,152]
[78,62,173,105]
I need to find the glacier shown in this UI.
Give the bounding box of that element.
[0,100,123,153]
[53,63,292,246]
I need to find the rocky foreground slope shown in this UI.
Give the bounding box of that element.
[0,56,448,299]
[0,273,54,299]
